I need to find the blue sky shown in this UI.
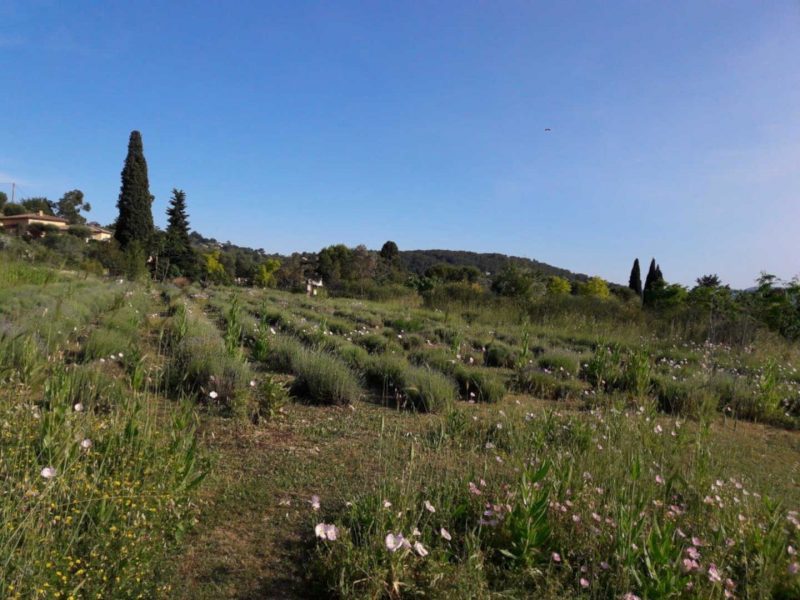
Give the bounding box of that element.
[1,1,798,288]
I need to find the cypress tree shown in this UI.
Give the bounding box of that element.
[115,130,154,248]
[628,258,642,297]
[164,188,196,277]
[643,258,658,294]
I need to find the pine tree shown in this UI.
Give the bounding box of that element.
[164,188,196,277]
[628,258,642,297]
[115,131,154,248]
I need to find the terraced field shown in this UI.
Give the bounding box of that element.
[2,267,800,598]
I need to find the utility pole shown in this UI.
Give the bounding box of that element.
[0,181,16,203]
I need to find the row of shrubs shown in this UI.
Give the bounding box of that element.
[162,300,254,416]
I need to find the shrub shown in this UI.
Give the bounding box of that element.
[652,375,717,419]
[290,347,362,405]
[265,334,305,373]
[452,365,506,403]
[355,333,390,354]
[485,341,517,368]
[538,351,580,377]
[514,367,589,400]
[336,343,371,370]
[251,375,289,422]
[404,368,457,413]
[164,303,252,415]
[364,354,456,412]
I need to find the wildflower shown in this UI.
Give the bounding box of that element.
[691,536,705,547]
[315,523,338,541]
[552,552,561,562]
[654,425,663,434]
[413,541,429,557]
[686,547,700,560]
[424,500,436,513]
[655,475,665,485]
[789,562,799,575]
[469,482,482,496]
[310,495,321,511]
[572,514,581,523]
[80,438,92,450]
[249,380,256,387]
[412,527,421,536]
[383,500,392,509]
[789,545,796,556]
[600,561,610,570]
[682,558,699,572]
[209,391,219,400]
[41,467,57,479]
[440,527,452,541]
[580,578,590,588]
[385,533,409,552]
[623,595,641,600]
[707,563,722,583]
[73,402,84,412]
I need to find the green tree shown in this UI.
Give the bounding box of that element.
[3,203,26,216]
[203,250,230,284]
[580,276,611,299]
[628,258,642,297]
[643,259,665,306]
[254,258,281,288]
[20,197,55,215]
[163,188,197,277]
[115,130,155,249]
[491,265,536,297]
[546,275,571,296]
[0,191,7,212]
[56,189,91,224]
[696,274,721,288]
[379,240,399,262]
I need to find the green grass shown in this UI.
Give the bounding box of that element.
[4,275,800,599]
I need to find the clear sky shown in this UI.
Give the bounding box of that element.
[1,1,798,288]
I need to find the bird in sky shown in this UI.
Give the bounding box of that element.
[544,128,552,132]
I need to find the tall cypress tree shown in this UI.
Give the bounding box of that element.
[164,188,196,277]
[628,258,642,297]
[643,258,658,294]
[115,131,154,248]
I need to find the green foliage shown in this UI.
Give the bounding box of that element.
[2,202,26,215]
[491,264,537,297]
[546,275,571,296]
[254,258,281,288]
[628,258,643,297]
[513,367,589,400]
[379,240,399,262]
[290,347,362,405]
[115,130,155,249]
[485,341,517,368]
[203,249,230,284]
[55,189,91,224]
[538,351,580,377]
[163,188,198,278]
[251,375,288,422]
[20,196,55,215]
[578,276,611,299]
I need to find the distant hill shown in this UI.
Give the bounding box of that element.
[399,249,588,281]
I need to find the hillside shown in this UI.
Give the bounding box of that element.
[399,249,588,281]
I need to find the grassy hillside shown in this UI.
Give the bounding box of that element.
[1,260,799,598]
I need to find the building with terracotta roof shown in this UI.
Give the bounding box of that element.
[0,211,112,241]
